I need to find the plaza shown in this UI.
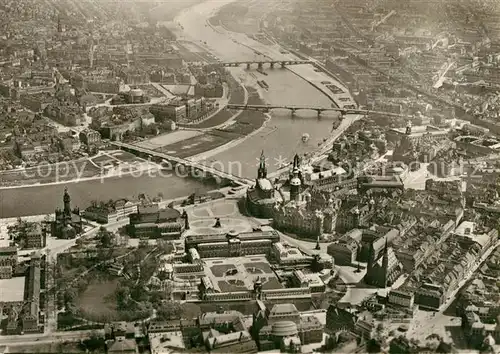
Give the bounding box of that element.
[184,199,259,237]
[0,277,26,303]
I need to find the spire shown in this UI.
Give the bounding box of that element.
[257,150,267,179]
[63,187,71,215]
[293,153,300,169]
[382,237,390,287]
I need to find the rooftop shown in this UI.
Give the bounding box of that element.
[269,303,299,318]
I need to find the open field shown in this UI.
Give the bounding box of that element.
[0,276,26,303]
[76,278,119,321]
[135,130,203,150]
[156,132,231,158]
[184,109,234,129]
[158,87,266,159]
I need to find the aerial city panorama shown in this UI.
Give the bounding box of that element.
[0,0,499,353]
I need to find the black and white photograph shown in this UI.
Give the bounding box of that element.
[0,0,499,353]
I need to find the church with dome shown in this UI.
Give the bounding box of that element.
[246,151,278,218]
[246,151,340,239]
[51,188,83,239]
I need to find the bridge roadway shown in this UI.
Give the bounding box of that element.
[109,141,253,186]
[226,103,415,118]
[221,59,311,68]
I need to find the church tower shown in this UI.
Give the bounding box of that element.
[63,187,71,216]
[290,168,302,202]
[293,153,300,169]
[291,153,304,183]
[257,150,267,179]
[381,238,389,287]
[405,120,412,135]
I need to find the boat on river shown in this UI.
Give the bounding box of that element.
[257,68,268,76]
[257,80,269,89]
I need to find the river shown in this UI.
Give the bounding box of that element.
[1,0,346,217]
[175,0,348,177]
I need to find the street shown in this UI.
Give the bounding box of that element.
[0,329,105,347]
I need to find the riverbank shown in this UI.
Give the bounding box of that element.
[0,151,161,190]
[155,85,267,159]
[0,157,162,190]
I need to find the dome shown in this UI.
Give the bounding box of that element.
[290,177,301,186]
[271,321,298,337]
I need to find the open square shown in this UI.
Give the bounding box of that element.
[0,277,26,303]
[204,256,283,292]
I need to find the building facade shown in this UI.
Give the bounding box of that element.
[128,204,185,239]
[185,228,280,259]
[22,254,41,333]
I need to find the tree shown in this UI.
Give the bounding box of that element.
[75,238,85,248]
[64,288,77,306]
[80,331,105,352]
[157,271,169,282]
[157,301,182,320]
[157,239,174,254]
[97,226,114,248]
[116,284,131,309]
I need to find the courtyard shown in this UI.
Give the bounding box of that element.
[203,256,283,292]
[0,277,26,303]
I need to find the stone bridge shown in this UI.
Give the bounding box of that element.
[110,141,253,186]
[226,104,415,118]
[221,60,311,69]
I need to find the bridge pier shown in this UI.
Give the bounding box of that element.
[270,62,275,69]
[258,62,263,69]
[290,109,297,116]
[281,62,285,68]
[246,63,251,70]
[316,109,322,117]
